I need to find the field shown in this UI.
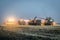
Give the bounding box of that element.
[0,25,60,40]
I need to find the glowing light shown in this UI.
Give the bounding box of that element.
[4,16,18,25]
[7,17,15,22]
[24,20,29,23]
[52,22,56,26]
[19,19,29,25]
[41,19,45,24]
[24,19,29,25]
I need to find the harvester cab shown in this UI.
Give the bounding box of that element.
[28,16,41,25]
[45,17,54,25]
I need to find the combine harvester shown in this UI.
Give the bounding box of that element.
[2,16,57,28]
[18,16,56,26]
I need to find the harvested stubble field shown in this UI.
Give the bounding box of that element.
[0,25,60,40]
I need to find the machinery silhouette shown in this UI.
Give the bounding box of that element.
[18,16,56,26]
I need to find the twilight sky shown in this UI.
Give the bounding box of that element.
[0,0,60,23]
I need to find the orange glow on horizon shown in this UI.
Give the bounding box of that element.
[7,17,15,22]
[4,16,18,25]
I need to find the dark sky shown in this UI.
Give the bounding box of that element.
[0,0,60,23]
